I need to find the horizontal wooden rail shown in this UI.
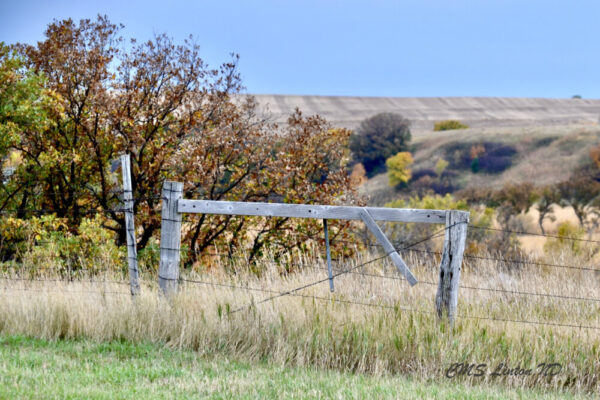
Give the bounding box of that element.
[178,200,446,224]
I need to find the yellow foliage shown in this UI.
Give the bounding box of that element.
[349,163,367,186]
[386,152,413,187]
[590,144,600,168]
[433,120,469,131]
[386,193,468,211]
[0,215,124,274]
[434,158,449,176]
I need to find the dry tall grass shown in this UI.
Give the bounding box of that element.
[0,249,599,394]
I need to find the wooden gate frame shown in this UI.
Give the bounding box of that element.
[158,181,469,323]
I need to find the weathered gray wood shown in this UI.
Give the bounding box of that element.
[159,181,183,296]
[120,154,140,296]
[435,210,470,324]
[323,219,334,292]
[178,200,446,224]
[359,208,418,286]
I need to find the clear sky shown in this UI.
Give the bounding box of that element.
[1,0,599,98]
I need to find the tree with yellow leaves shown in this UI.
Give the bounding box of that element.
[386,152,413,187]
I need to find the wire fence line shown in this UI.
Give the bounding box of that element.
[468,224,600,244]
[2,205,597,243]
[176,277,600,331]
[4,254,597,305]
[160,218,600,331]
[0,276,130,285]
[226,226,474,314]
[239,223,600,273]
[0,286,131,296]
[306,265,600,304]
[2,204,600,332]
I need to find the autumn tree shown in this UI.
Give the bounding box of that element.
[491,182,539,241]
[535,185,560,234]
[434,158,449,177]
[349,113,411,175]
[386,151,413,187]
[590,144,600,169]
[175,109,360,263]
[11,15,250,244]
[557,176,600,236]
[5,16,360,265]
[0,42,56,212]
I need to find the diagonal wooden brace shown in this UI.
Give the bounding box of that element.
[359,208,418,286]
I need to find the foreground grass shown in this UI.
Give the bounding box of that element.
[1,250,598,395]
[0,336,590,399]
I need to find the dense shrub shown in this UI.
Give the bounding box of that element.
[443,142,477,170]
[433,120,469,131]
[444,142,517,174]
[0,215,124,275]
[487,145,517,158]
[349,113,411,175]
[477,155,513,173]
[590,144,600,169]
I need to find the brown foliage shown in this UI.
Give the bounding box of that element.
[349,163,367,186]
[590,144,600,169]
[535,185,560,234]
[177,110,362,264]
[470,144,485,160]
[557,175,600,232]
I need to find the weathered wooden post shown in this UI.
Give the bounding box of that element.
[120,154,140,296]
[158,181,183,296]
[435,210,469,324]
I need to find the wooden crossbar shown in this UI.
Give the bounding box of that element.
[178,200,446,224]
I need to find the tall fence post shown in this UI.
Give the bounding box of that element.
[120,154,140,296]
[435,210,469,325]
[159,181,183,296]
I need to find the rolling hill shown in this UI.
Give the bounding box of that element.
[252,94,600,206]
[252,94,600,131]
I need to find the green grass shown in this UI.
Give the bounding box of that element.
[0,336,591,399]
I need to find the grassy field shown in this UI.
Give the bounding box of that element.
[1,249,598,396]
[0,336,593,399]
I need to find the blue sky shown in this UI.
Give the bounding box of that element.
[1,0,599,98]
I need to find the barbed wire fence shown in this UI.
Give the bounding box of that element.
[0,183,599,331]
[0,201,137,297]
[167,223,600,331]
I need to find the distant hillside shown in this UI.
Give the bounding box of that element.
[251,95,600,131]
[361,123,600,205]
